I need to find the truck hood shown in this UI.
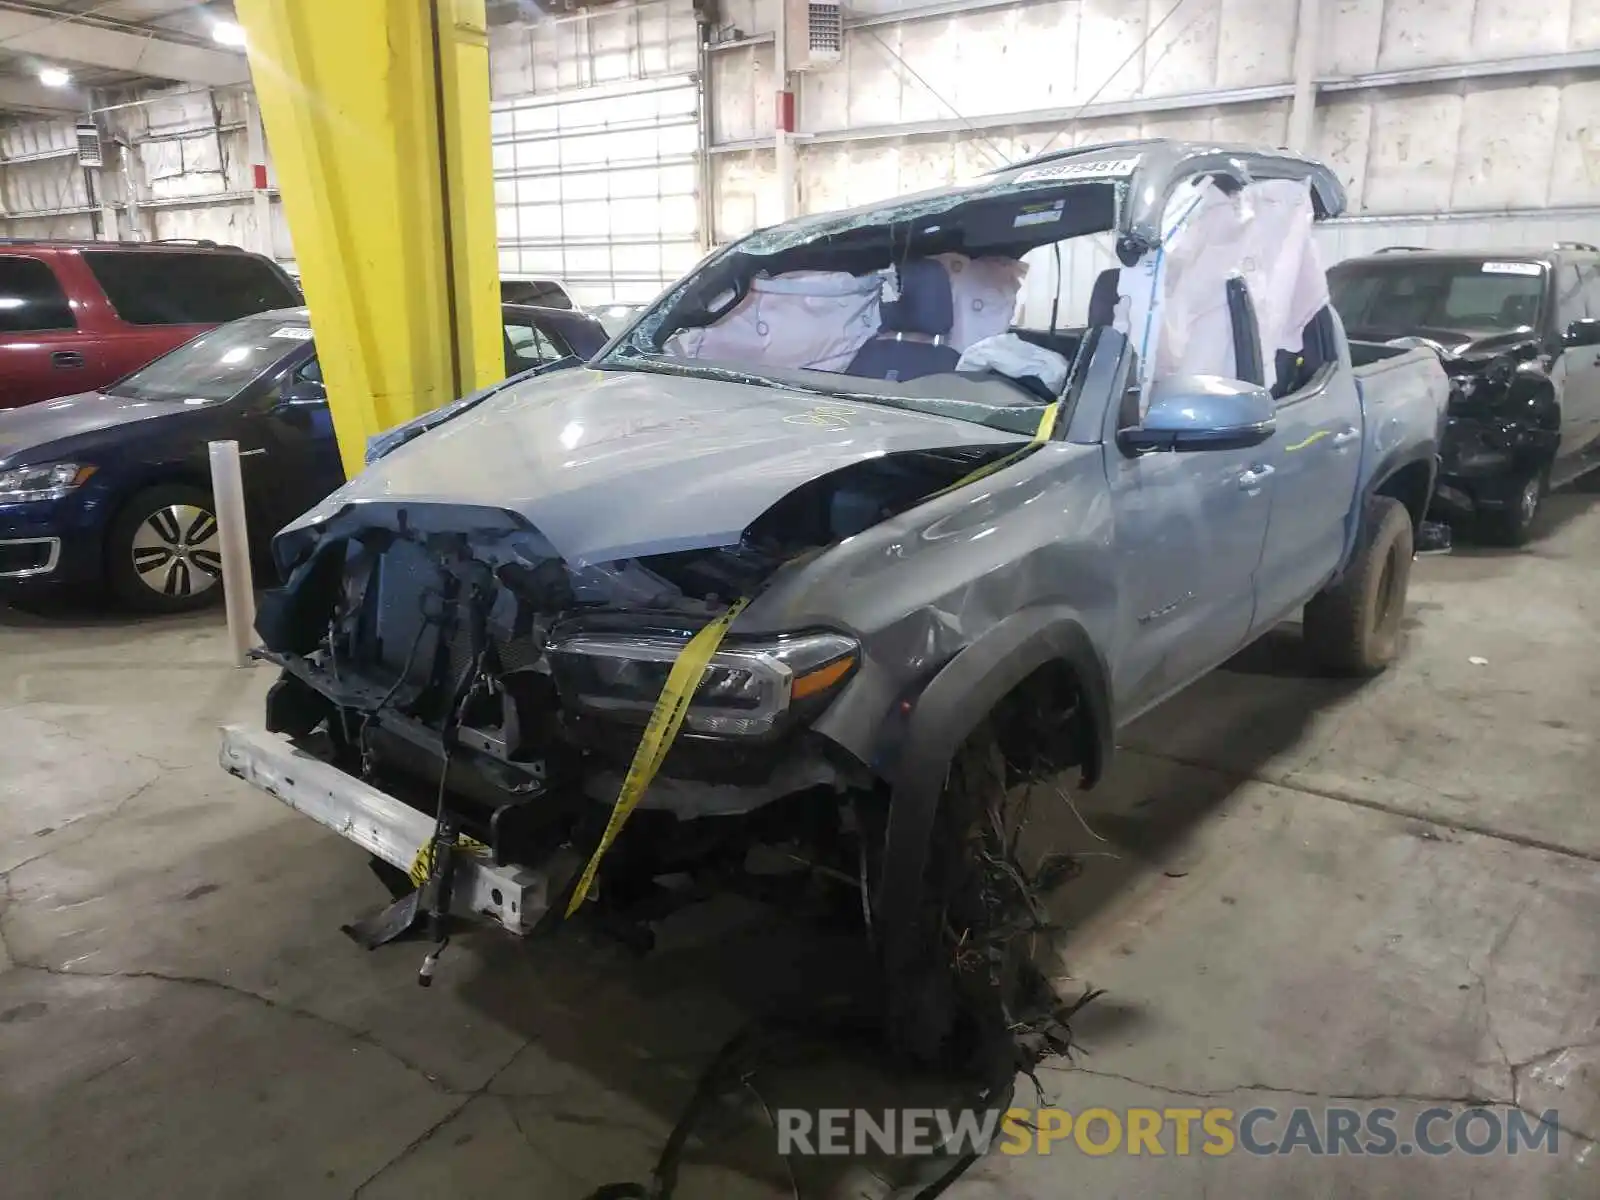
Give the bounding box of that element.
[0,389,190,467]
[281,364,1026,566]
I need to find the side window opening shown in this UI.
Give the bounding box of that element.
[0,256,76,333]
[82,251,297,326]
[504,321,558,373]
[1575,262,1600,322]
[1272,307,1338,401]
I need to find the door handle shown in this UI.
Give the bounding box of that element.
[1238,464,1276,490]
[1332,427,1360,447]
[51,350,85,370]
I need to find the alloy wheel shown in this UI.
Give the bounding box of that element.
[130,504,223,599]
[1519,475,1541,524]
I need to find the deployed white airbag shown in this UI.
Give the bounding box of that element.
[934,253,1029,350]
[664,270,882,372]
[956,333,1070,395]
[1121,177,1330,395]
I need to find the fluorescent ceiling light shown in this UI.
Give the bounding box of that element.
[211,20,247,47]
[38,67,70,88]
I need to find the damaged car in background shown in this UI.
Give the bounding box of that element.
[220,140,1450,1092]
[1328,243,1600,545]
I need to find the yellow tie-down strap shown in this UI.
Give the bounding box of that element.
[408,832,492,889]
[565,597,751,916]
[929,394,1063,499]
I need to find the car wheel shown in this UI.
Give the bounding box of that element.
[1477,469,1545,546]
[106,484,225,612]
[1303,495,1414,677]
[884,721,1081,1072]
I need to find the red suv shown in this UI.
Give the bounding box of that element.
[0,240,301,409]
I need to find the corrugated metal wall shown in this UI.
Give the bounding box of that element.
[0,119,97,239]
[3,0,1594,313]
[709,0,1600,231]
[0,86,288,256]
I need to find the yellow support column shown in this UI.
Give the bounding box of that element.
[235,0,503,476]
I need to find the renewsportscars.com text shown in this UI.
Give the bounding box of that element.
[775,1105,1563,1158]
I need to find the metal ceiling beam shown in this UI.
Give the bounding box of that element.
[0,75,88,113]
[0,7,249,87]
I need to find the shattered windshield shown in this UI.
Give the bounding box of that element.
[597,178,1125,433]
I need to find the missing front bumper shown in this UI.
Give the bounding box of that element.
[218,724,556,935]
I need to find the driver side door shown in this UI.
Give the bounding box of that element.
[1098,338,1276,720]
[261,354,345,533]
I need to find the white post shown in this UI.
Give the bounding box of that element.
[208,441,257,668]
[1288,0,1321,152]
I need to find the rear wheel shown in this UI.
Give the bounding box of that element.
[1303,496,1413,676]
[1477,468,1545,546]
[106,484,224,612]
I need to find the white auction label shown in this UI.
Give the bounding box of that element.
[270,326,315,340]
[1010,157,1141,185]
[1481,261,1542,276]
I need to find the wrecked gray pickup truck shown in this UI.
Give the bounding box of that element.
[221,139,1448,1072]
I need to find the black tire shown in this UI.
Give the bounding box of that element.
[1477,468,1545,546]
[885,722,1075,1072]
[105,484,225,613]
[1303,496,1413,676]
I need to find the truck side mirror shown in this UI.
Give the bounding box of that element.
[1564,318,1600,348]
[1118,374,1276,454]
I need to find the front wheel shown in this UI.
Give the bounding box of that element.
[1477,468,1545,546]
[105,484,225,612]
[884,722,1078,1072]
[1303,496,1413,676]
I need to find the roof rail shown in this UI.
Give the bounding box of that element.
[154,238,223,248]
[1373,245,1427,253]
[1556,240,1599,253]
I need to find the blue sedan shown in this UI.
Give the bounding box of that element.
[0,303,607,611]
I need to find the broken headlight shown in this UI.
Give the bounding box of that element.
[547,630,858,737]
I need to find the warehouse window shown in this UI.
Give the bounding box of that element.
[81,251,298,326]
[0,256,75,332]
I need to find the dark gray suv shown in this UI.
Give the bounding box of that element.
[1329,243,1600,544]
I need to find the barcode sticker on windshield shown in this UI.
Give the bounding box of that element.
[1482,261,1542,276]
[270,326,314,340]
[1011,157,1140,185]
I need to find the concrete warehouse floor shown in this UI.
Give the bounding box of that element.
[1,498,1597,1200]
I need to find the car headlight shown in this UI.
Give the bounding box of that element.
[0,462,96,503]
[548,629,859,737]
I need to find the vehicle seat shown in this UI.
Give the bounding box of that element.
[846,259,961,381]
[1086,268,1122,327]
